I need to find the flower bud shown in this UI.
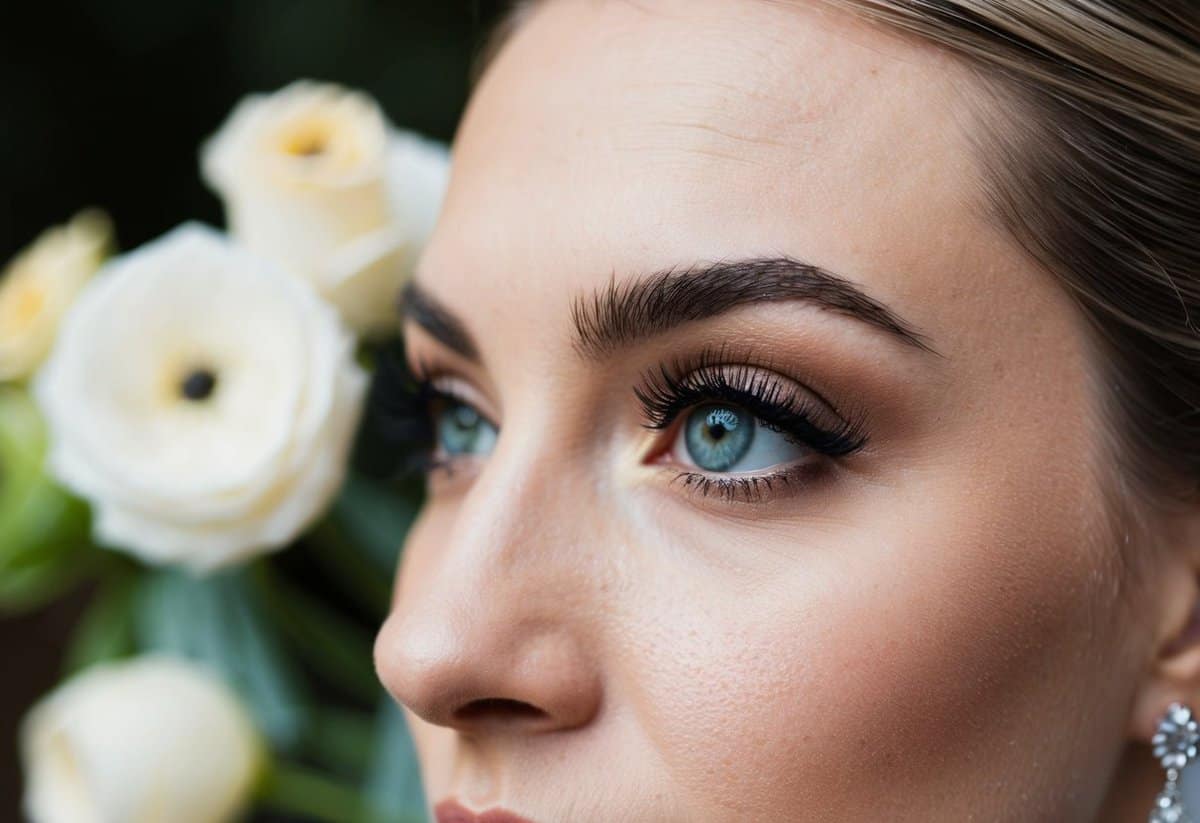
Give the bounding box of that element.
[202,80,450,336]
[21,656,264,823]
[0,210,112,382]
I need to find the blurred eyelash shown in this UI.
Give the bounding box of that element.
[363,346,461,478]
[633,344,870,459]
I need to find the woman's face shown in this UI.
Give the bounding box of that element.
[374,1,1155,819]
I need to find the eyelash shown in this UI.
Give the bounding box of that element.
[369,344,870,503]
[364,347,474,479]
[633,345,869,502]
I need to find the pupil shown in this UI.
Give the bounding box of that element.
[451,404,479,431]
[685,404,754,472]
[439,401,482,455]
[705,408,740,442]
[180,369,217,401]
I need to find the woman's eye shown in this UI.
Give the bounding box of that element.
[434,398,498,458]
[673,402,810,473]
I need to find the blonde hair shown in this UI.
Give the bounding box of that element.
[477,1,1200,508]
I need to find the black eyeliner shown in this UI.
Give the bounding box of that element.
[633,344,870,458]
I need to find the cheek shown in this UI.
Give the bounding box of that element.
[618,465,1124,818]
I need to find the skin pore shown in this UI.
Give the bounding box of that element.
[373,1,1200,819]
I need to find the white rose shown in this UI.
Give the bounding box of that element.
[20,656,264,823]
[33,223,367,572]
[0,210,112,381]
[201,80,450,336]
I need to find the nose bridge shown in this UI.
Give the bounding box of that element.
[376,427,606,734]
[450,424,596,604]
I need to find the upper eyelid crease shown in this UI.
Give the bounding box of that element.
[569,257,942,362]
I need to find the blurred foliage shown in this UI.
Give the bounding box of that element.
[1,3,512,820]
[3,370,435,818]
[0,388,95,612]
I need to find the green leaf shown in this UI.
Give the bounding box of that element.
[133,567,309,751]
[328,472,420,573]
[0,388,95,612]
[363,698,426,823]
[304,707,377,778]
[0,545,95,613]
[63,572,138,673]
[0,487,94,614]
[258,761,394,823]
[253,564,380,705]
[0,479,91,562]
[305,520,392,619]
[0,386,45,472]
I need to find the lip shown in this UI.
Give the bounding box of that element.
[435,799,538,823]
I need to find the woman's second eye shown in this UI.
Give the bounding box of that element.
[673,403,810,473]
[434,398,498,458]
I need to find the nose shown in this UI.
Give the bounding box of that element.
[374,466,604,736]
[376,607,602,734]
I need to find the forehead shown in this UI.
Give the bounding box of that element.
[422,0,1047,367]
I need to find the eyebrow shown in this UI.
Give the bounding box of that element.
[399,256,940,362]
[398,278,480,361]
[571,257,938,359]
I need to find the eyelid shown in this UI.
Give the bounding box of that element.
[633,348,870,458]
[630,344,870,506]
[409,353,501,428]
[640,342,854,415]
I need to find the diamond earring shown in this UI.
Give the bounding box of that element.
[1150,702,1200,823]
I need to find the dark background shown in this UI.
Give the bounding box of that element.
[0,0,509,254]
[0,1,506,816]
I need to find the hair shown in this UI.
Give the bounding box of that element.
[475,1,1200,565]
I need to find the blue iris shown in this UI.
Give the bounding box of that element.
[683,404,755,471]
[436,400,497,457]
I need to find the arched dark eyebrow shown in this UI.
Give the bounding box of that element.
[399,278,480,361]
[570,257,940,360]
[399,257,939,363]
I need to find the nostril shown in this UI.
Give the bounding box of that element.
[454,697,548,723]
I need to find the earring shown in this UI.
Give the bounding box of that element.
[1151,702,1200,823]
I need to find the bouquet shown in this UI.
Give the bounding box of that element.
[1,80,446,823]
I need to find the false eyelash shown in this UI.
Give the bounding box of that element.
[363,345,463,479]
[633,344,870,458]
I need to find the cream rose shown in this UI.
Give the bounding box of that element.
[0,210,112,382]
[20,656,263,823]
[33,223,366,572]
[201,80,450,336]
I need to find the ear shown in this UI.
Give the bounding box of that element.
[1128,529,1200,743]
